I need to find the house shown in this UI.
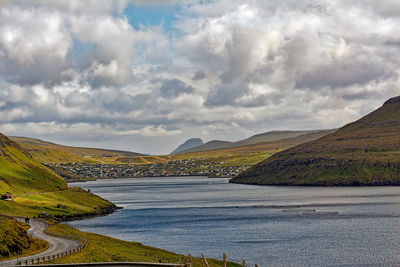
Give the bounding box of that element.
[0,192,12,200]
[38,212,51,218]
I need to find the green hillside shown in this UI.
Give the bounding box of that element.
[0,133,115,218]
[231,96,400,185]
[0,134,66,195]
[10,136,143,164]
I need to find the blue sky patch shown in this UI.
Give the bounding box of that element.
[123,3,182,31]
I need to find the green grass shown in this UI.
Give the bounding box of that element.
[48,224,240,267]
[0,188,114,219]
[0,146,66,195]
[0,217,49,260]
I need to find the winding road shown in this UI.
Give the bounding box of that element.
[0,220,82,266]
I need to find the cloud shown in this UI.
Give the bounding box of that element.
[1,0,400,154]
[0,5,72,85]
[159,78,194,97]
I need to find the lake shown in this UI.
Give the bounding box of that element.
[69,176,400,266]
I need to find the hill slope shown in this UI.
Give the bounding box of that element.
[231,96,400,185]
[0,133,115,219]
[180,140,232,153]
[171,138,203,154]
[10,137,143,164]
[179,130,324,154]
[0,134,66,194]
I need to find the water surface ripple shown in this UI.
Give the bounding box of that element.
[69,177,400,266]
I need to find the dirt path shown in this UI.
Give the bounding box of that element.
[0,220,82,266]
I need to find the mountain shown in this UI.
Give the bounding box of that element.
[179,140,232,153]
[171,138,203,154]
[231,96,400,186]
[179,130,326,154]
[10,136,143,164]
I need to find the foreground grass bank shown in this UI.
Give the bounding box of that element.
[48,224,240,267]
[0,187,115,219]
[0,217,48,260]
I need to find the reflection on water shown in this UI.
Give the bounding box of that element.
[69,177,400,266]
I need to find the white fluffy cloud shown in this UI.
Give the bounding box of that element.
[0,0,399,154]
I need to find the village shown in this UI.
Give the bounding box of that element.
[49,159,251,180]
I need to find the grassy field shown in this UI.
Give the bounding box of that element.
[0,217,49,260]
[48,223,240,267]
[232,96,400,185]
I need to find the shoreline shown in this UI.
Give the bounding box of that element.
[53,204,122,223]
[67,175,231,183]
[229,179,400,186]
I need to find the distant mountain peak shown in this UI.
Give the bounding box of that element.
[171,138,203,154]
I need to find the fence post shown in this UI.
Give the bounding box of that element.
[201,253,210,267]
[188,254,193,267]
[223,253,227,267]
[242,259,246,267]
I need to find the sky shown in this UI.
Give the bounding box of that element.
[0,0,399,155]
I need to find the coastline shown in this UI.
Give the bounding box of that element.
[52,204,122,223]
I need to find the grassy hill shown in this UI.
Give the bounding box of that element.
[179,130,327,154]
[0,133,115,218]
[231,96,400,185]
[0,134,66,195]
[10,137,143,164]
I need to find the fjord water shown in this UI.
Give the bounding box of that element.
[69,177,400,266]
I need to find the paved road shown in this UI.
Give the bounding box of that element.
[0,220,82,266]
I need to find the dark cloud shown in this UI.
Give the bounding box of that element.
[296,62,388,89]
[192,71,206,81]
[205,81,248,106]
[159,79,194,97]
